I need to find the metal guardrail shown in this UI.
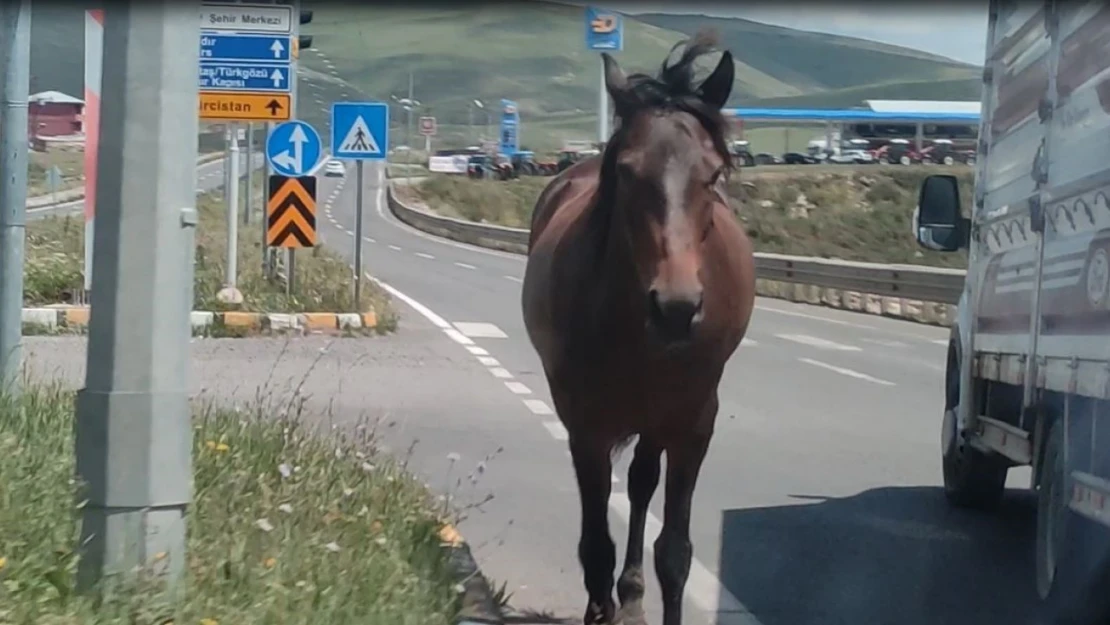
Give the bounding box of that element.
[386,181,967,305]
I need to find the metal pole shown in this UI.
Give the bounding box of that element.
[0,0,31,397]
[407,71,414,150]
[285,249,295,296]
[353,160,364,309]
[243,122,252,225]
[74,0,199,591]
[263,121,273,277]
[225,121,240,290]
[598,55,609,146]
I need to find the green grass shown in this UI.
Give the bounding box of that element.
[401,167,976,268]
[0,380,461,624]
[22,181,398,324]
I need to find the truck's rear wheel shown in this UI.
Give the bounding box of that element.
[941,344,1008,509]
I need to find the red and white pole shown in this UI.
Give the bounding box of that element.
[83,9,103,294]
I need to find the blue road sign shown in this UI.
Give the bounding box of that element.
[266,120,323,177]
[200,33,292,63]
[585,6,623,52]
[331,102,389,161]
[499,99,519,155]
[200,61,291,92]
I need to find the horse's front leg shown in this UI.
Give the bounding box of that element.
[655,399,717,625]
[569,427,618,624]
[616,435,662,625]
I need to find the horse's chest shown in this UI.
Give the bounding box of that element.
[555,348,718,412]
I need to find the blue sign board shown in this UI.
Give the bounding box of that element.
[199,62,290,92]
[200,33,292,63]
[585,6,623,52]
[266,120,323,177]
[499,99,519,156]
[330,102,390,161]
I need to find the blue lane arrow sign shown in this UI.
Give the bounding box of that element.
[200,33,292,63]
[266,120,323,177]
[199,62,290,92]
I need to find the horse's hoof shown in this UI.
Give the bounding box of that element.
[616,602,648,625]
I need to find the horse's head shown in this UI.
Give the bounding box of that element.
[598,31,735,343]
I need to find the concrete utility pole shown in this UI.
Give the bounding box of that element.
[74,0,199,591]
[0,0,31,397]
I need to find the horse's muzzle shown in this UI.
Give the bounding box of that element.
[647,288,704,342]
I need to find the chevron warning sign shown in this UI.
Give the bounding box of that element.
[267,175,317,248]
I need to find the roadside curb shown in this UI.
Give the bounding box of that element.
[20,306,382,338]
[384,179,958,328]
[438,523,506,625]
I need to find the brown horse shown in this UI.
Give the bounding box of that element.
[521,32,756,625]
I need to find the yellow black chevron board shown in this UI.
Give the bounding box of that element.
[267,175,317,248]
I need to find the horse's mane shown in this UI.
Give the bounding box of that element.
[596,30,734,211]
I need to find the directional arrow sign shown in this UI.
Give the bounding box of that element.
[267,176,317,248]
[266,120,322,177]
[199,33,292,62]
[199,61,291,92]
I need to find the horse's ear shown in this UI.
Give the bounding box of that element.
[698,50,734,110]
[602,53,630,109]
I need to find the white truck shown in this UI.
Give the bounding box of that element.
[913,2,1110,623]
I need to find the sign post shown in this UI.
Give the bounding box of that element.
[584,6,623,146]
[499,99,519,156]
[419,115,436,153]
[330,101,389,310]
[265,119,322,295]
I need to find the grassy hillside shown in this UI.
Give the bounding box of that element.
[635,12,978,93]
[26,2,982,153]
[297,2,983,124]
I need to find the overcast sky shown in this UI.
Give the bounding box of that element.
[599,2,990,65]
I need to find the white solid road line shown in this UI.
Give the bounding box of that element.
[363,268,750,625]
[799,357,896,386]
[453,322,508,339]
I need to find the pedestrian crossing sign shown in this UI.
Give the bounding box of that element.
[330,101,389,161]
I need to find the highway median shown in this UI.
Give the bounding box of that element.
[21,177,399,338]
[0,379,503,625]
[388,167,975,327]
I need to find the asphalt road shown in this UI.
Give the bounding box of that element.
[306,163,1046,625]
[22,160,1043,625]
[25,151,269,222]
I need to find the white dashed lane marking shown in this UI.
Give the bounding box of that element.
[523,399,554,415]
[465,345,489,356]
[543,421,569,441]
[489,367,514,379]
[415,252,436,260]
[775,333,861,352]
[504,275,523,283]
[388,244,402,251]
[476,356,501,367]
[505,381,532,395]
[443,328,475,346]
[453,322,508,339]
[454,262,476,270]
[799,357,896,386]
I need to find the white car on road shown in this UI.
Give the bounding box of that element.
[324,159,345,177]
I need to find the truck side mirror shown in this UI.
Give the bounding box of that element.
[914,174,969,252]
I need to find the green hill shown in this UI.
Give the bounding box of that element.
[25,2,983,152]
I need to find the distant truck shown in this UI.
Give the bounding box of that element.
[913,3,1110,623]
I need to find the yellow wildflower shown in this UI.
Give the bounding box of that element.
[0,556,6,570]
[214,442,230,452]
[200,620,218,625]
[263,557,277,569]
[204,440,216,450]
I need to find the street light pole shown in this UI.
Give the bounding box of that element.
[0,0,31,398]
[74,0,200,591]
